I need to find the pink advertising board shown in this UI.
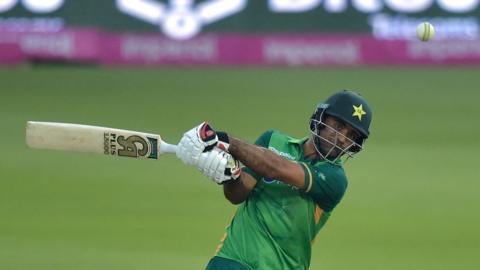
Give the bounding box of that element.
[0,43,23,64]
[1,29,480,66]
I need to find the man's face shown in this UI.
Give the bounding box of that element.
[317,116,361,158]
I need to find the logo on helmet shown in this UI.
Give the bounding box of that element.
[352,104,366,121]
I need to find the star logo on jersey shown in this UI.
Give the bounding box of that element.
[352,104,366,121]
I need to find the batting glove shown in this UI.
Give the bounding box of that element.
[176,122,230,165]
[197,148,241,184]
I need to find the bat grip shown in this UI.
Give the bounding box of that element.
[160,141,178,154]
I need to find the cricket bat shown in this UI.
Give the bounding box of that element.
[26,121,178,159]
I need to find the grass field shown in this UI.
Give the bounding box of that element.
[0,66,479,269]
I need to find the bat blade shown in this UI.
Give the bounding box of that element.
[26,121,177,159]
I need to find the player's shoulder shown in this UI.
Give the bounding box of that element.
[254,129,292,146]
[303,162,348,212]
[317,162,347,185]
[254,130,274,147]
[262,130,304,144]
[258,130,306,149]
[314,162,348,196]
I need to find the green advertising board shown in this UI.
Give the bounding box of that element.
[1,0,479,40]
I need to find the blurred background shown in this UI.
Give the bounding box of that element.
[1,1,479,269]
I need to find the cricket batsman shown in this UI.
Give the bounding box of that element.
[176,90,373,269]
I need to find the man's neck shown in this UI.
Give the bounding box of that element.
[303,138,318,160]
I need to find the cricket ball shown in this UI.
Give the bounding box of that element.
[416,22,435,42]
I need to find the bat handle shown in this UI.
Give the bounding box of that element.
[160,141,178,154]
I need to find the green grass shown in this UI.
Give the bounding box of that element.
[0,66,479,269]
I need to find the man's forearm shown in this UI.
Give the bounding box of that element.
[228,137,284,180]
[223,172,257,204]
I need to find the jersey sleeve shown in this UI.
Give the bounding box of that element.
[299,163,348,212]
[241,130,273,181]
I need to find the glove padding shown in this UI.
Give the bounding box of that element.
[197,148,240,184]
[176,122,230,165]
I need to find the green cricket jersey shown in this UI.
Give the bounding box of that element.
[215,130,348,270]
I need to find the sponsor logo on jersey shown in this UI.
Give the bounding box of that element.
[262,177,278,184]
[263,146,298,190]
[262,177,298,190]
[268,146,296,160]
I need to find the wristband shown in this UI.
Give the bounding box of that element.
[216,131,230,152]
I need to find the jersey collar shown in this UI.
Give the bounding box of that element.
[288,137,309,145]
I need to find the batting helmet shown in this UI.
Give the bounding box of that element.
[309,90,372,161]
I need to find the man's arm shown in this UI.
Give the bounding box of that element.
[223,172,257,204]
[176,122,307,196]
[228,136,306,189]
